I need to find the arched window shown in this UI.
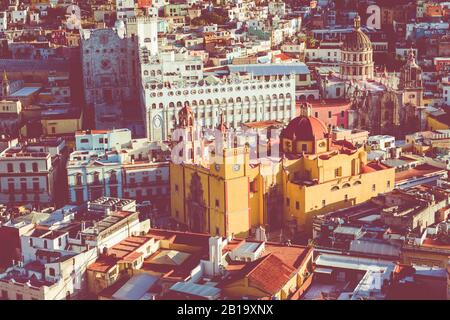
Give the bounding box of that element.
[75,173,82,186]
[143,70,149,76]
[20,163,26,173]
[32,163,38,172]
[353,181,362,186]
[342,183,351,188]
[110,170,117,184]
[93,172,100,184]
[331,186,339,191]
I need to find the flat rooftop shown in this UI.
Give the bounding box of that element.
[228,63,310,75]
[81,211,136,236]
[395,164,446,182]
[10,87,41,97]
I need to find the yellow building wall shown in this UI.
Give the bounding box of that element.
[170,149,253,237]
[87,265,119,296]
[285,162,395,229]
[41,117,83,136]
[222,278,268,298]
[427,116,450,131]
[225,177,251,237]
[401,249,449,268]
[170,141,394,236]
[170,163,186,224]
[222,272,301,300]
[184,166,211,231]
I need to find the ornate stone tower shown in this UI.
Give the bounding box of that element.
[399,49,423,106]
[174,105,202,163]
[2,70,10,98]
[340,15,374,81]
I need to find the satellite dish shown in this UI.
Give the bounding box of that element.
[65,4,81,30]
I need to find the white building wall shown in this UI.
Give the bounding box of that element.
[0,152,53,205]
[305,47,341,62]
[86,216,141,251]
[0,12,7,32]
[145,75,296,141]
[443,83,450,107]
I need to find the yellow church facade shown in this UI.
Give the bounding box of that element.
[170,104,395,237]
[283,154,395,231]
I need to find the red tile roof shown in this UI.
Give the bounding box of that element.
[87,256,118,273]
[264,242,311,269]
[75,129,109,135]
[274,53,293,61]
[309,99,352,109]
[147,229,211,247]
[395,164,445,182]
[361,161,390,173]
[242,120,283,129]
[247,254,295,295]
[422,238,450,250]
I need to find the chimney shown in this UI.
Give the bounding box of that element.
[209,236,223,276]
[255,226,267,242]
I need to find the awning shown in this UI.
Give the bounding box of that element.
[314,267,333,275]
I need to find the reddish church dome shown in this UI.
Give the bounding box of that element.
[282,103,328,142]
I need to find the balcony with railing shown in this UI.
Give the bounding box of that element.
[125,180,168,188]
[88,180,103,187]
[2,188,46,193]
[108,178,119,185]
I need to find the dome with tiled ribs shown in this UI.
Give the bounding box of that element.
[282,103,328,142]
[342,15,372,52]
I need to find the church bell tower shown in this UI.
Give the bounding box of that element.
[399,49,423,106]
[2,71,10,98]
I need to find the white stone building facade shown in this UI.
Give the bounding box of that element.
[80,17,158,130]
[0,142,62,206]
[145,74,296,141]
[67,129,169,205]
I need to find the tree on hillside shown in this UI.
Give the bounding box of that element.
[191,9,229,26]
